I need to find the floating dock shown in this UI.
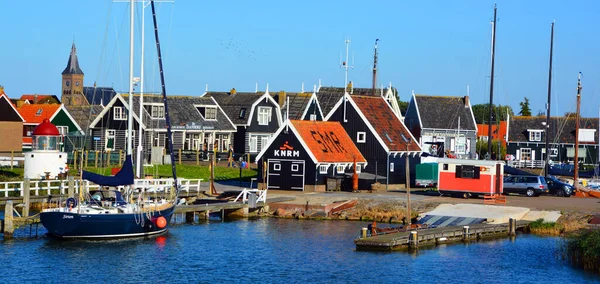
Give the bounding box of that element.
[355,220,530,251]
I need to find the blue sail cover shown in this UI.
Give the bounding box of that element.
[82,155,134,186]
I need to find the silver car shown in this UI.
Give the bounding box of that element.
[503,175,549,197]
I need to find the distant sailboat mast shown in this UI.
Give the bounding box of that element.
[136,0,149,178]
[574,73,582,183]
[127,0,135,158]
[544,21,554,176]
[487,4,497,159]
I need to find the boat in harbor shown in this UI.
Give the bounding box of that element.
[40,0,180,239]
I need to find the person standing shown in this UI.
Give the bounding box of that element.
[227,145,235,167]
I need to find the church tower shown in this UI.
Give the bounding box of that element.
[61,43,85,106]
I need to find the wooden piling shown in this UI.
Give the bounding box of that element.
[509,218,516,236]
[178,149,182,165]
[462,226,470,241]
[4,201,14,239]
[68,176,75,198]
[22,179,30,217]
[409,231,418,249]
[361,227,367,238]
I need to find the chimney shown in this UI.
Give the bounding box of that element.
[464,95,469,108]
[278,91,286,107]
[230,88,236,95]
[34,94,38,104]
[0,85,4,93]
[347,81,353,94]
[17,100,26,108]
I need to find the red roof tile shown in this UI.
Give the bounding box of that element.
[290,120,366,163]
[477,121,508,146]
[352,96,421,152]
[17,104,61,124]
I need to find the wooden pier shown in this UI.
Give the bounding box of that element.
[355,219,530,251]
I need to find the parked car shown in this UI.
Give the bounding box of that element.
[545,176,573,197]
[503,175,548,197]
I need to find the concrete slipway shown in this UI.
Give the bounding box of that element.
[421,203,561,224]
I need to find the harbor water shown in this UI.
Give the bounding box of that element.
[1,218,597,283]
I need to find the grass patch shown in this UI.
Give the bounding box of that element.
[0,167,24,182]
[528,218,562,235]
[83,164,257,181]
[561,229,600,273]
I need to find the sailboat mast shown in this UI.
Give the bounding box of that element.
[544,21,554,177]
[487,4,497,159]
[127,0,135,156]
[150,0,179,193]
[574,73,582,183]
[136,1,147,178]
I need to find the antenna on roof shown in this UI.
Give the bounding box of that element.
[372,39,379,97]
[340,38,354,123]
[286,95,290,132]
[318,79,321,90]
[313,84,316,93]
[205,84,208,92]
[301,82,304,93]
[255,82,258,93]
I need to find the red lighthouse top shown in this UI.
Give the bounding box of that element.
[33,119,60,136]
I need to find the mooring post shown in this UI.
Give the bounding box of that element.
[509,218,516,236]
[4,201,14,239]
[463,226,470,241]
[23,178,30,217]
[68,176,75,198]
[409,231,418,248]
[361,227,367,238]
[95,151,99,167]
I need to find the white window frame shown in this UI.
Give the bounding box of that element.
[309,114,317,121]
[520,148,532,160]
[204,107,218,121]
[257,107,272,125]
[260,136,269,152]
[357,132,366,143]
[105,129,116,151]
[579,129,596,143]
[319,165,328,174]
[113,106,127,121]
[250,136,258,153]
[274,163,281,171]
[291,164,299,172]
[390,162,395,172]
[336,165,345,174]
[57,126,68,136]
[151,105,165,119]
[356,165,362,173]
[528,130,542,142]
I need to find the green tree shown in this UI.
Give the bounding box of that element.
[476,139,506,160]
[471,104,515,124]
[519,97,532,116]
[398,100,409,116]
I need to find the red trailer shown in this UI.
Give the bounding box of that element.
[437,158,504,198]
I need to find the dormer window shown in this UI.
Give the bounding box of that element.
[258,106,272,125]
[113,107,127,120]
[195,105,217,120]
[239,108,246,119]
[151,105,165,119]
[528,129,542,142]
[35,109,43,116]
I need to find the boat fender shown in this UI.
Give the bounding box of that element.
[156,216,167,229]
[66,197,78,209]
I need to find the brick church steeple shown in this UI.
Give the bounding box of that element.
[61,43,86,106]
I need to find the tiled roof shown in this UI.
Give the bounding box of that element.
[316,90,344,118]
[413,95,476,130]
[203,91,263,125]
[353,96,421,152]
[17,104,61,124]
[62,43,84,75]
[291,120,366,163]
[123,94,236,131]
[20,94,60,104]
[477,121,508,145]
[281,92,312,120]
[65,105,104,131]
[83,87,117,105]
[319,86,392,97]
[508,116,599,144]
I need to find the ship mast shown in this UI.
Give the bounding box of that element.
[487,4,497,159]
[127,0,135,157]
[341,39,353,122]
[544,22,554,177]
[574,73,582,184]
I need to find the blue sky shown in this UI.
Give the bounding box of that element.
[1,0,599,118]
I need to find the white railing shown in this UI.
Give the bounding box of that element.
[507,160,545,169]
[0,178,203,198]
[234,188,267,204]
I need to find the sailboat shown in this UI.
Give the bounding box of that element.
[40,0,179,238]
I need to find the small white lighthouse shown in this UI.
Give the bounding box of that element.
[24,118,68,179]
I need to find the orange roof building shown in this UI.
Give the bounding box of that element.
[477,121,508,146]
[256,120,366,191]
[17,104,83,151]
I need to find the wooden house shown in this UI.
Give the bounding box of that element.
[325,94,421,188]
[203,89,282,162]
[274,90,324,122]
[404,94,477,159]
[506,116,599,166]
[17,104,83,151]
[318,84,402,119]
[255,120,366,191]
[0,90,25,153]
